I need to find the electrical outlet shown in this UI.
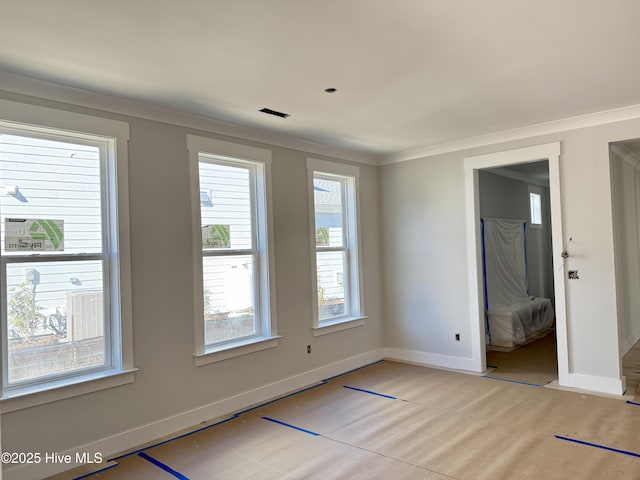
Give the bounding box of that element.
[455,333,460,341]
[307,345,312,354]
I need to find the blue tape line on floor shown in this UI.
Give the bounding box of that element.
[110,381,332,461]
[555,435,640,458]
[627,400,640,406]
[109,415,239,461]
[261,416,321,436]
[343,385,397,399]
[107,361,387,464]
[138,452,190,479]
[482,376,541,387]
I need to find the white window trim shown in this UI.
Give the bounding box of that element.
[528,185,543,229]
[307,158,365,334]
[0,99,135,412]
[187,135,277,365]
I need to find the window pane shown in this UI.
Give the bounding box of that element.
[199,161,252,250]
[0,134,103,255]
[203,255,256,345]
[314,177,344,247]
[5,260,105,385]
[316,250,346,320]
[530,192,542,224]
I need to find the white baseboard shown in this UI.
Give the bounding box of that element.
[559,372,626,397]
[384,348,627,397]
[384,348,481,373]
[4,349,385,480]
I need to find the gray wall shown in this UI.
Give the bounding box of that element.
[380,118,640,390]
[0,90,384,462]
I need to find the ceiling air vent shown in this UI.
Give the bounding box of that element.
[259,107,290,118]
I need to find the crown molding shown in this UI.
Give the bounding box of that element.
[0,70,381,166]
[4,70,640,168]
[383,104,640,165]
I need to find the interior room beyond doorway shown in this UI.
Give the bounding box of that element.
[479,161,558,385]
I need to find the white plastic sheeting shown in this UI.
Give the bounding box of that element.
[482,218,529,308]
[482,218,554,347]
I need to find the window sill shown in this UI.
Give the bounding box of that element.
[195,335,281,366]
[312,316,367,336]
[1,368,137,413]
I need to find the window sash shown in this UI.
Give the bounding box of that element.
[310,163,361,327]
[198,157,262,348]
[202,252,260,346]
[530,192,542,225]
[2,258,112,390]
[314,173,348,249]
[316,249,350,321]
[0,128,115,392]
[199,158,257,252]
[188,135,275,363]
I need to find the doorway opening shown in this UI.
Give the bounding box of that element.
[610,138,640,399]
[479,161,557,385]
[464,142,569,387]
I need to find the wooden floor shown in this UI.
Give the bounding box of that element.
[52,356,640,480]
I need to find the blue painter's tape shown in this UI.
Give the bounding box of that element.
[555,435,640,458]
[110,378,334,461]
[138,452,190,479]
[343,385,397,399]
[482,376,542,387]
[480,219,491,343]
[627,400,640,406]
[261,416,321,436]
[109,415,239,461]
[523,221,529,295]
[108,361,386,463]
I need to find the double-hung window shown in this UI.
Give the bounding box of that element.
[0,99,133,410]
[308,158,364,334]
[187,136,277,365]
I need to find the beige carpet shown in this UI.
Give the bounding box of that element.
[54,359,640,480]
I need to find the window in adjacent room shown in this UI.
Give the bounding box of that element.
[187,136,277,365]
[0,99,133,410]
[529,185,543,228]
[308,158,365,335]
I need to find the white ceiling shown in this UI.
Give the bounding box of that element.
[1,1,640,160]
